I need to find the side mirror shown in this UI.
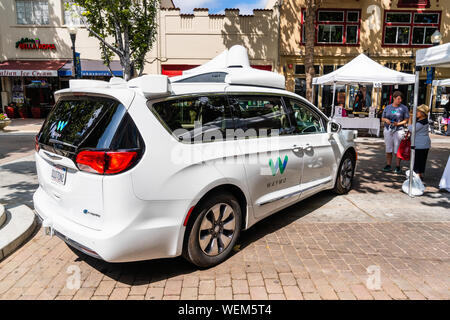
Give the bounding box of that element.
[327,121,342,135]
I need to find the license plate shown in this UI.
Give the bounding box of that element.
[51,166,67,185]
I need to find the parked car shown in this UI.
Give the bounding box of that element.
[33,46,357,268]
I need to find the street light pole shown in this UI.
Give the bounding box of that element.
[68,26,80,79]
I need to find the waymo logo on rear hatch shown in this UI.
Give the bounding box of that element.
[56,121,68,132]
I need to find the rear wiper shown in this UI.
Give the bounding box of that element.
[49,139,76,148]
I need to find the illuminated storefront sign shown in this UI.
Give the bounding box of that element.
[0,70,58,77]
[15,38,56,50]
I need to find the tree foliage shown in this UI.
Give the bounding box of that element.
[69,0,160,80]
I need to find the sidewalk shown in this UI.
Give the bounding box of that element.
[0,129,449,300]
[0,119,44,135]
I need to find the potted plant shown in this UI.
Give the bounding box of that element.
[5,103,16,119]
[0,113,11,130]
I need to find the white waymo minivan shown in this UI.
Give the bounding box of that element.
[34,46,357,267]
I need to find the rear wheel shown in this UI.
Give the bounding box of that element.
[333,152,355,194]
[183,193,242,268]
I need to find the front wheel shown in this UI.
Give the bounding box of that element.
[333,152,355,194]
[183,193,242,268]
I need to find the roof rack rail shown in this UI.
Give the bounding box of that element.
[68,75,172,98]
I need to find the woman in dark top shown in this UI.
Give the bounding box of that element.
[408,104,431,180]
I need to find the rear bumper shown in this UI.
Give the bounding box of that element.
[33,187,191,263]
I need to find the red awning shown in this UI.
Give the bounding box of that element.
[161,64,272,77]
[0,60,68,77]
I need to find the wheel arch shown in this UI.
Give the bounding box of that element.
[181,183,249,255]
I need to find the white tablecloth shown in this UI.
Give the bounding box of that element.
[333,117,381,137]
[439,155,450,192]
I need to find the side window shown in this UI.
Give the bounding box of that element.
[285,98,325,134]
[228,95,293,138]
[150,95,233,143]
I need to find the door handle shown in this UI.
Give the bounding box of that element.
[304,144,314,152]
[292,145,303,152]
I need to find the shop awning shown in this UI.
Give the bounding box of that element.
[58,60,123,77]
[0,60,67,77]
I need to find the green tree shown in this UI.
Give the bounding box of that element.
[70,0,160,80]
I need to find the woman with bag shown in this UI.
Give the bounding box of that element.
[381,91,410,174]
[408,104,431,181]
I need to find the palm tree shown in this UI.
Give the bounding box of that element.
[304,0,321,102]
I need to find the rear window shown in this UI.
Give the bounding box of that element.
[38,96,143,156]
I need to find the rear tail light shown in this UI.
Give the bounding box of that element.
[35,135,40,152]
[76,150,138,175]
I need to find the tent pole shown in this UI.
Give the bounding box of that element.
[312,83,316,106]
[331,82,336,118]
[409,67,421,197]
[428,84,433,123]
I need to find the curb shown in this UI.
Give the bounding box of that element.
[0,204,6,229]
[0,205,37,261]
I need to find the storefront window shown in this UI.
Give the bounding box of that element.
[24,77,57,107]
[384,26,410,45]
[383,10,440,46]
[318,11,344,22]
[323,65,334,75]
[294,78,318,106]
[295,65,305,75]
[294,65,319,75]
[301,9,360,45]
[16,0,49,25]
[318,25,343,43]
[397,0,430,8]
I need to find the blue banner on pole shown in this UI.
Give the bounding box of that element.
[75,52,82,78]
[426,67,434,85]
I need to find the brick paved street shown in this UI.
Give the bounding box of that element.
[0,137,449,300]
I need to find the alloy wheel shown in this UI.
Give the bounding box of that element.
[340,158,353,190]
[198,203,236,256]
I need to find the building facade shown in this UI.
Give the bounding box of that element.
[275,0,450,111]
[0,0,279,115]
[144,7,279,76]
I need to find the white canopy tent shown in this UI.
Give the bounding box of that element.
[313,53,415,116]
[432,79,450,87]
[313,53,416,85]
[411,43,450,196]
[427,78,450,125]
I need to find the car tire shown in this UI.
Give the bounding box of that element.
[333,152,355,195]
[183,192,242,268]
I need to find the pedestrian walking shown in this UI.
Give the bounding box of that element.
[381,91,410,174]
[409,104,431,180]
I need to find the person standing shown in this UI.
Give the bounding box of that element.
[441,100,450,135]
[381,91,410,173]
[408,104,431,180]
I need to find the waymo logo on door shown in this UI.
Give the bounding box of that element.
[269,155,288,176]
